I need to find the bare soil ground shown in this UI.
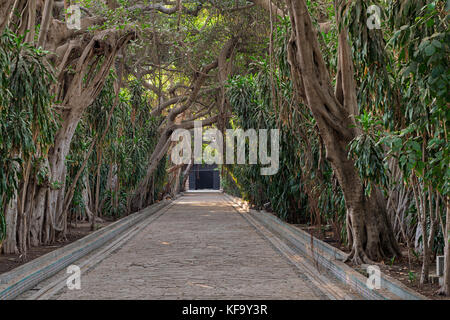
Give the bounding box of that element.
[298,224,449,300]
[0,220,111,275]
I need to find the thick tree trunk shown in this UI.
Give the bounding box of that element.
[0,0,16,33]
[17,27,134,248]
[39,128,83,240]
[285,0,399,263]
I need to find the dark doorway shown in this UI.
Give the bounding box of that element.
[188,164,220,190]
[197,170,214,189]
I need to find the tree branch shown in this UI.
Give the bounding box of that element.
[128,1,203,16]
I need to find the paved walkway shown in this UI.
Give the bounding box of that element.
[56,192,329,299]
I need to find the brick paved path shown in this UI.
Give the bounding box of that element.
[56,192,330,299]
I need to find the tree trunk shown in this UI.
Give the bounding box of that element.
[285,0,400,264]
[251,0,284,17]
[92,148,103,230]
[0,0,16,33]
[26,28,135,246]
[37,0,54,48]
[2,191,18,254]
[82,175,94,222]
[29,187,47,246]
[24,0,36,43]
[181,161,193,191]
[440,199,450,296]
[171,167,182,196]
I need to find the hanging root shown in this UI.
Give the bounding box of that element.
[344,246,374,265]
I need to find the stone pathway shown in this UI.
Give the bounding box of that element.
[55,192,330,300]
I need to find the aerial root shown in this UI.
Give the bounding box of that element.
[344,247,374,265]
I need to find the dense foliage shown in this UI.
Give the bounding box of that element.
[224,0,449,284]
[67,76,167,222]
[0,29,58,241]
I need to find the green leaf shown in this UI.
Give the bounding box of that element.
[425,44,436,56]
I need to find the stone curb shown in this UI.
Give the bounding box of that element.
[0,198,174,300]
[223,193,427,300]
